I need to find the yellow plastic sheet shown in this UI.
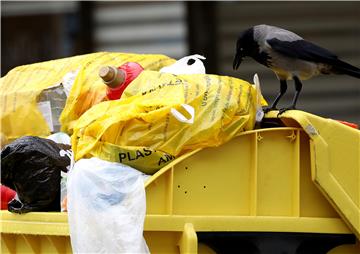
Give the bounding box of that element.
[72,71,261,174]
[0,52,175,141]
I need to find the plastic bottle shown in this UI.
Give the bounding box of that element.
[99,62,144,100]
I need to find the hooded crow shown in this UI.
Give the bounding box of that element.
[233,24,360,113]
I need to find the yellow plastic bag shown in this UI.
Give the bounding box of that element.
[0,52,175,141]
[72,71,261,174]
[60,53,175,133]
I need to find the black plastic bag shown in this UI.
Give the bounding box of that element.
[1,136,71,213]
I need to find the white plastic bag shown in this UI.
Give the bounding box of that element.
[159,54,206,74]
[47,132,73,212]
[67,157,150,254]
[253,74,265,123]
[47,132,71,145]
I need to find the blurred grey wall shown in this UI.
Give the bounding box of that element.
[1,1,83,75]
[214,2,360,124]
[1,1,359,124]
[92,2,187,58]
[93,1,360,124]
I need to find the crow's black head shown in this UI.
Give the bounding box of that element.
[233,27,257,70]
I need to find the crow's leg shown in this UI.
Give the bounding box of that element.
[278,76,303,115]
[291,76,303,108]
[263,79,287,113]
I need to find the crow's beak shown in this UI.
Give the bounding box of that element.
[233,52,243,70]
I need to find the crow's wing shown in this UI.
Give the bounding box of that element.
[267,38,339,64]
[267,38,360,77]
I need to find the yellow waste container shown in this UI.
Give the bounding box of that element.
[1,111,360,253]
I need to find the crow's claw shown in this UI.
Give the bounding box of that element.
[263,106,278,114]
[277,106,296,117]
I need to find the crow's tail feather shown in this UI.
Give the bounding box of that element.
[332,59,360,78]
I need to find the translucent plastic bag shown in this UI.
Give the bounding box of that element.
[0,52,175,140]
[47,132,73,212]
[67,157,149,254]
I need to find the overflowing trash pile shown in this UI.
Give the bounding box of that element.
[0,52,264,253]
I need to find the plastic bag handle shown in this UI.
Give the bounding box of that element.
[253,73,264,123]
[170,104,195,124]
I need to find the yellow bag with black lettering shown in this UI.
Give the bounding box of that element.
[72,71,262,174]
[0,52,175,142]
